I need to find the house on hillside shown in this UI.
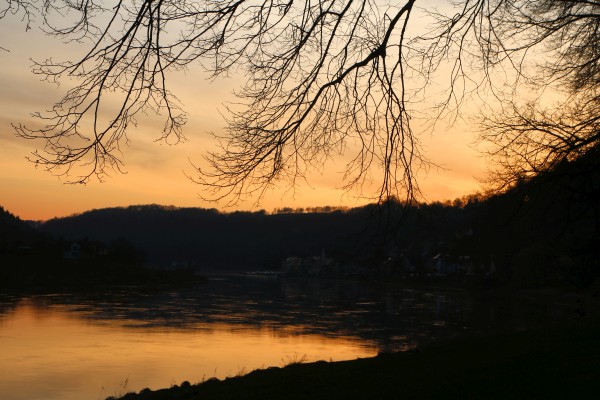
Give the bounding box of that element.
[380,254,415,276]
[63,239,108,260]
[64,242,81,259]
[281,250,336,276]
[431,253,472,276]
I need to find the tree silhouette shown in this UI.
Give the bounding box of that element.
[478,1,600,192]
[4,0,600,204]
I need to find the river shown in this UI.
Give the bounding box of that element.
[0,275,576,400]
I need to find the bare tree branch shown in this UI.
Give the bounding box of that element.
[3,0,600,205]
[480,95,600,190]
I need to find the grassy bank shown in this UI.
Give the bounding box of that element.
[113,318,600,400]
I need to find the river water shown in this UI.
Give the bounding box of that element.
[0,275,576,400]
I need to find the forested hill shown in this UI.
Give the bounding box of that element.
[34,153,600,286]
[39,205,376,270]
[0,206,40,252]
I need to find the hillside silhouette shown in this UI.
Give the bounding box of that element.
[40,206,371,271]
[2,150,596,288]
[0,206,44,253]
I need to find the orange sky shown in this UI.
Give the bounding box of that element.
[0,8,485,221]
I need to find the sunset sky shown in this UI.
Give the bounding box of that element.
[0,6,486,221]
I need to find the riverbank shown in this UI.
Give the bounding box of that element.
[0,253,206,291]
[113,317,600,400]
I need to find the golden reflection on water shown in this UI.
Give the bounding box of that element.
[0,301,377,400]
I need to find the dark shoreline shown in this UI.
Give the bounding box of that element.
[112,317,600,400]
[0,253,207,293]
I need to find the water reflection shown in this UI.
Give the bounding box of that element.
[0,276,578,400]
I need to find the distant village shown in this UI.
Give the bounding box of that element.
[44,235,499,280]
[279,249,497,279]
